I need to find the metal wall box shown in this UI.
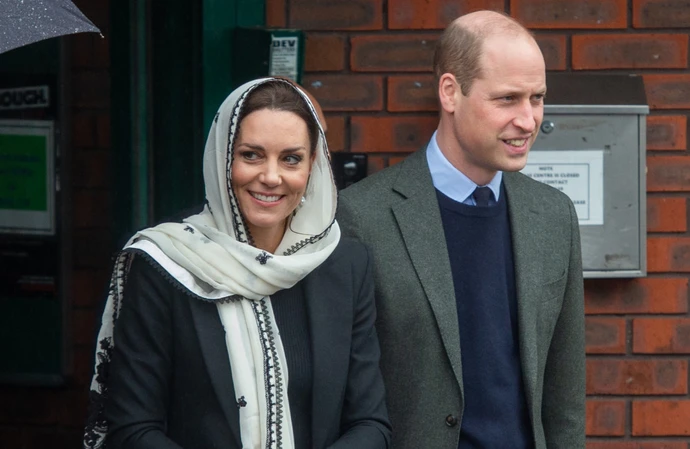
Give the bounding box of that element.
[525,74,648,278]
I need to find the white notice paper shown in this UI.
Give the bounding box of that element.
[521,150,604,225]
[269,36,299,81]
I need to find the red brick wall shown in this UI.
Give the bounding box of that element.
[0,1,112,447]
[268,0,690,445]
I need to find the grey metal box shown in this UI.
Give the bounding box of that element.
[525,74,648,278]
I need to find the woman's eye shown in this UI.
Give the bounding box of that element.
[285,154,303,165]
[239,150,259,160]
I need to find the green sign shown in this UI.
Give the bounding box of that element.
[0,134,47,211]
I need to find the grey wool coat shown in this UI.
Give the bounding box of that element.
[336,147,585,449]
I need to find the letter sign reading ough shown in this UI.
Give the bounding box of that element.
[520,150,604,226]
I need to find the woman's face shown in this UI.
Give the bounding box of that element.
[231,108,314,248]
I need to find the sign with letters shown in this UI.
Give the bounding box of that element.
[0,120,55,235]
[269,35,300,81]
[0,86,50,111]
[521,150,604,226]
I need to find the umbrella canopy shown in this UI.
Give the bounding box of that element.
[0,0,101,54]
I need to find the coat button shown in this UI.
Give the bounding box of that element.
[445,414,458,427]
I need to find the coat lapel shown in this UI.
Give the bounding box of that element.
[503,172,543,420]
[391,149,464,393]
[302,256,351,449]
[188,298,242,447]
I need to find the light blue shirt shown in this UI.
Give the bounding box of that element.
[426,130,502,206]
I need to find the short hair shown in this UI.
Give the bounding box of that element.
[238,80,319,155]
[433,12,533,96]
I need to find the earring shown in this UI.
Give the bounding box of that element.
[299,196,306,207]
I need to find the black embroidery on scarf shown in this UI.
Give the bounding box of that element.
[237,396,247,408]
[252,298,285,448]
[226,87,252,245]
[83,250,134,449]
[256,251,273,265]
[282,221,335,256]
[184,225,195,234]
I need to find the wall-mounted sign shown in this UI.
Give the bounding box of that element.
[0,120,55,235]
[269,31,302,83]
[0,86,50,111]
[521,150,604,226]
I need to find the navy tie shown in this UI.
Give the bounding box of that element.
[472,186,494,207]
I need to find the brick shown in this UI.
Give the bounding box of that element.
[586,359,687,395]
[73,229,115,270]
[325,115,346,151]
[586,317,626,354]
[647,197,687,232]
[367,155,385,174]
[389,156,407,166]
[512,0,627,29]
[72,269,110,308]
[648,237,690,272]
[647,156,690,192]
[73,150,111,188]
[72,70,111,109]
[351,116,437,152]
[25,428,83,449]
[647,115,688,150]
[351,35,436,72]
[96,112,111,149]
[70,32,110,70]
[0,428,25,449]
[535,34,567,71]
[388,0,504,29]
[0,388,60,424]
[632,400,690,435]
[305,34,346,72]
[72,112,97,149]
[266,0,286,27]
[303,75,383,111]
[572,34,688,70]
[72,347,95,386]
[585,277,688,314]
[633,0,690,28]
[644,75,690,109]
[74,190,111,229]
[73,309,98,347]
[388,76,438,112]
[587,443,688,449]
[289,0,383,31]
[634,318,690,354]
[586,400,626,436]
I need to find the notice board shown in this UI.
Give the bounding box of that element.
[0,119,63,385]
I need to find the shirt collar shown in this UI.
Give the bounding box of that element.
[426,130,502,203]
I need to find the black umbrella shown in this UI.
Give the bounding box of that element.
[0,0,101,54]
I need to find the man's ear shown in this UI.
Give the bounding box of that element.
[438,73,460,113]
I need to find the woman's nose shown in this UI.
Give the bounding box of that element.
[259,161,281,186]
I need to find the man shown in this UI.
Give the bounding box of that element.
[336,10,585,449]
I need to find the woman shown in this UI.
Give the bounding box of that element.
[83,78,390,449]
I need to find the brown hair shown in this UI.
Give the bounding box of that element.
[238,80,319,154]
[433,12,533,96]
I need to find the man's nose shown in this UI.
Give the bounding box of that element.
[513,101,538,133]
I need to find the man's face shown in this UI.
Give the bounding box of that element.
[446,34,546,185]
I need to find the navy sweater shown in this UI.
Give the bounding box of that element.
[436,188,533,449]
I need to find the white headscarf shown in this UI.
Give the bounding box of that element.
[84,78,340,449]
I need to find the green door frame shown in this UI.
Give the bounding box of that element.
[111,0,265,246]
